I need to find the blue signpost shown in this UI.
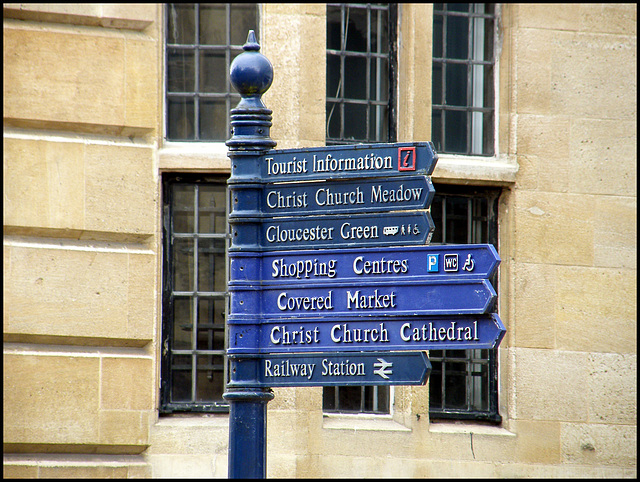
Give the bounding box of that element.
[227,351,431,388]
[227,314,506,354]
[229,244,500,286]
[223,31,505,479]
[230,175,435,218]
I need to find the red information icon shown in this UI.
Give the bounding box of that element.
[398,147,416,171]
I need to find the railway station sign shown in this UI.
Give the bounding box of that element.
[227,351,431,387]
[230,175,435,218]
[230,210,435,251]
[229,141,438,184]
[229,244,500,286]
[227,313,506,354]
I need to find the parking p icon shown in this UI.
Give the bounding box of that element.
[427,254,439,272]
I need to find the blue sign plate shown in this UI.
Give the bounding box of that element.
[229,142,438,184]
[229,279,496,319]
[227,314,506,354]
[229,244,500,286]
[229,211,435,251]
[227,351,431,387]
[229,176,435,218]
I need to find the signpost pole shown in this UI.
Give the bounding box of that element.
[223,31,276,479]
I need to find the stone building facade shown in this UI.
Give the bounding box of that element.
[3,3,636,478]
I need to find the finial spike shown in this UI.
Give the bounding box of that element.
[244,30,260,51]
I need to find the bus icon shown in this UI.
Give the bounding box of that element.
[383,226,399,235]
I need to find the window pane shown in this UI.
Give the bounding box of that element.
[173,238,194,291]
[230,4,257,45]
[171,355,192,402]
[167,3,195,44]
[197,298,226,350]
[446,15,469,59]
[199,51,227,93]
[198,185,227,234]
[167,97,195,140]
[444,110,467,153]
[173,297,193,350]
[167,49,195,92]
[326,3,395,145]
[344,7,368,53]
[370,57,388,101]
[196,355,225,402]
[445,63,468,106]
[173,185,195,233]
[165,3,258,141]
[343,56,367,99]
[326,101,341,139]
[198,239,226,292]
[199,98,227,141]
[326,54,341,97]
[199,4,226,45]
[343,103,367,141]
[162,176,230,413]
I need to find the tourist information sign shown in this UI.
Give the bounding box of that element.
[230,175,435,218]
[227,351,431,387]
[229,141,438,184]
[229,244,500,286]
[227,313,506,355]
[230,210,435,251]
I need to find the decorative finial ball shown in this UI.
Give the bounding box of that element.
[229,30,273,97]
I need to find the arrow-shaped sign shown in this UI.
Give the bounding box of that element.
[226,314,506,354]
[229,175,435,218]
[229,278,496,319]
[229,210,435,251]
[229,244,500,286]
[226,351,431,387]
[229,142,438,184]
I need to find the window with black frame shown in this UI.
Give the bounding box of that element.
[326,3,397,146]
[160,175,230,413]
[165,3,259,141]
[323,2,397,415]
[428,184,501,423]
[432,3,496,156]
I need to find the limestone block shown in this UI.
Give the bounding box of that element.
[579,4,637,36]
[513,190,594,266]
[101,357,153,411]
[98,410,150,446]
[516,116,571,191]
[513,262,556,349]
[3,4,156,30]
[3,23,157,135]
[4,25,124,129]
[512,420,561,464]
[261,6,326,148]
[594,196,637,270]
[516,3,582,31]
[569,118,636,196]
[561,422,637,467]
[3,352,100,445]
[84,143,156,235]
[3,137,85,230]
[548,31,636,121]
[5,243,154,343]
[587,353,637,425]
[514,29,554,116]
[124,37,160,130]
[147,417,228,455]
[514,348,589,422]
[555,266,636,354]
